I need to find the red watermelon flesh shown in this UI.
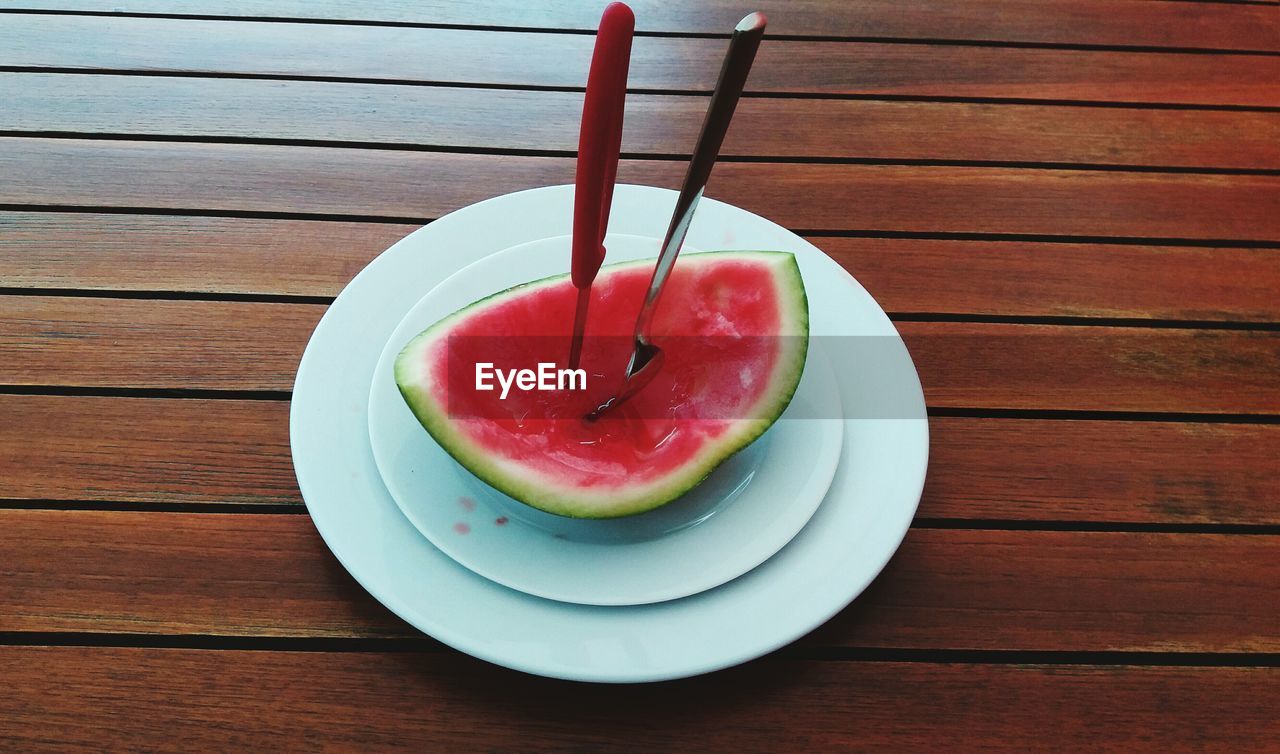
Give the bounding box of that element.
[395,250,808,518]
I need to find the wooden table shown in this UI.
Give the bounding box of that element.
[2,1,1278,749]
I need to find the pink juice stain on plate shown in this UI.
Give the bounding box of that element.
[458,496,477,512]
[453,522,471,535]
[495,517,508,526]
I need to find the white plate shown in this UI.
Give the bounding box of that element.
[367,233,844,606]
[291,184,928,683]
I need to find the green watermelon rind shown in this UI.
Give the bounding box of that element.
[394,250,809,519]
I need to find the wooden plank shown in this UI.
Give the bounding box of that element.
[2,510,1277,653]
[4,139,1278,240]
[6,73,1279,169]
[0,214,416,297]
[821,528,1280,651]
[928,418,1280,525]
[0,395,296,505]
[4,297,1278,411]
[5,396,1278,525]
[0,511,405,637]
[3,15,1277,106]
[828,238,1280,322]
[4,0,1277,52]
[897,322,1280,413]
[4,214,1280,323]
[0,296,324,390]
[0,649,1276,752]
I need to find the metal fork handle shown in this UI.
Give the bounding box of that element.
[629,12,767,345]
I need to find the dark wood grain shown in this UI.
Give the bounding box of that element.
[0,510,404,637]
[2,510,1277,653]
[929,418,1280,525]
[897,323,1280,413]
[5,139,1279,240]
[5,396,1277,525]
[3,15,1278,106]
[5,214,1279,323]
[6,0,1279,51]
[0,214,415,296]
[830,238,1280,322]
[0,296,324,390]
[7,73,1280,169]
[0,395,296,505]
[1,648,1277,751]
[821,528,1280,651]
[5,297,1277,412]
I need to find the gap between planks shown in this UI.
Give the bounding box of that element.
[0,1,1274,52]
[2,68,1279,113]
[2,131,1278,176]
[3,287,1279,331]
[0,632,1277,667]
[4,207,1278,249]
[2,499,1280,535]
[1,386,1278,425]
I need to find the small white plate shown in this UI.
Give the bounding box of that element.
[291,184,928,683]
[367,233,843,606]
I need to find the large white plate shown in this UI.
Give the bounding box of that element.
[367,233,844,606]
[291,184,928,683]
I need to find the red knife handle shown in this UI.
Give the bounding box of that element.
[572,2,634,289]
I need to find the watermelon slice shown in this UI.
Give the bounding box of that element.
[395,250,808,518]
